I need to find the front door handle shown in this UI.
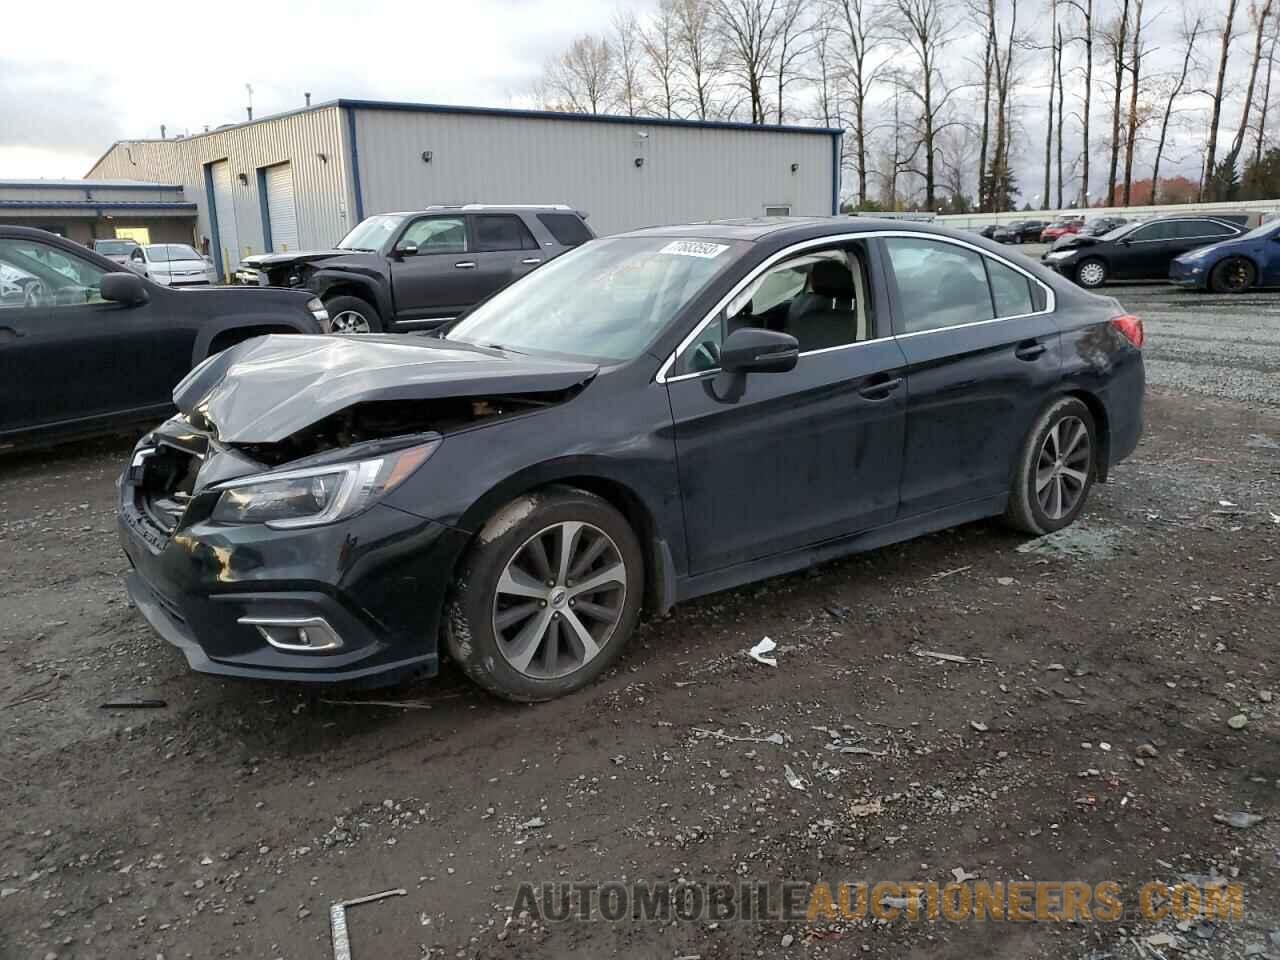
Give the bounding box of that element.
[0,326,26,342]
[520,257,542,265]
[857,376,903,399]
[1015,341,1047,361]
[454,261,477,270]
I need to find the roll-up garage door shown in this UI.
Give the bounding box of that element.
[265,163,299,252]
[209,160,241,279]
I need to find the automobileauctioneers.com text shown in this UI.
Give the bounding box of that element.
[510,879,1245,924]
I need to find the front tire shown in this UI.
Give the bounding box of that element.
[1210,256,1256,293]
[1004,397,1098,535]
[324,294,383,333]
[444,488,645,702]
[1075,258,1107,289]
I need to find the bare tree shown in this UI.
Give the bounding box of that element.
[974,0,996,210]
[1043,0,1058,210]
[1062,0,1094,205]
[773,0,814,122]
[642,0,682,118]
[1254,12,1280,163]
[1200,0,1242,199]
[612,10,645,117]
[810,19,841,126]
[1224,0,1275,173]
[988,0,1019,211]
[714,0,783,123]
[1102,0,1130,206]
[1121,0,1146,204]
[831,0,890,208]
[1151,12,1204,203]
[892,0,956,208]
[539,34,616,114]
[676,0,724,119]
[1056,21,1066,206]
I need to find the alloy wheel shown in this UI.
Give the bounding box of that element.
[1036,416,1091,520]
[1221,259,1253,292]
[330,309,372,334]
[492,521,627,680]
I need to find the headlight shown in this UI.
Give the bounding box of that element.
[1045,250,1074,261]
[210,441,438,528]
[306,296,330,328]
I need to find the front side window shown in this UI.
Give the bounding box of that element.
[883,237,994,334]
[447,236,740,362]
[400,216,467,253]
[1130,222,1175,242]
[0,239,107,308]
[474,215,537,252]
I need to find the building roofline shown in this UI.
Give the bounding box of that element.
[0,179,183,191]
[85,98,842,176]
[0,200,198,210]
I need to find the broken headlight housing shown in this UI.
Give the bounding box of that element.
[306,296,330,328]
[210,441,438,529]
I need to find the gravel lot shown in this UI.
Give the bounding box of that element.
[1,287,1278,960]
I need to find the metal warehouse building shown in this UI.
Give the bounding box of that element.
[85,100,842,280]
[0,180,198,246]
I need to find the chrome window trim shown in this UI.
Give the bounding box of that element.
[656,229,1056,384]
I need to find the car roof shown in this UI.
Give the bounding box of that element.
[378,204,582,217]
[617,215,1000,244]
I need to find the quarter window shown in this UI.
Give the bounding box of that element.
[536,213,592,246]
[0,238,107,309]
[882,237,994,334]
[986,258,1035,317]
[474,214,538,252]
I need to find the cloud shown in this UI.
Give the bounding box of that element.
[0,59,124,154]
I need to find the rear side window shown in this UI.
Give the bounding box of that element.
[986,258,1035,317]
[882,237,994,334]
[474,214,538,252]
[537,213,593,247]
[1197,221,1239,238]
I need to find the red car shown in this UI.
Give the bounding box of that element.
[1040,220,1084,243]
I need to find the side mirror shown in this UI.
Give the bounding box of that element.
[101,272,149,305]
[396,243,419,258]
[720,328,799,374]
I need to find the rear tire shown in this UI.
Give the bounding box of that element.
[324,294,382,334]
[1075,258,1107,289]
[444,487,644,702]
[1004,397,1098,536]
[1209,256,1256,293]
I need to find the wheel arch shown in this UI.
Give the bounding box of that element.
[314,273,390,321]
[1213,252,1261,287]
[1062,388,1112,482]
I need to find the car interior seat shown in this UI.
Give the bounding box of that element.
[786,259,858,351]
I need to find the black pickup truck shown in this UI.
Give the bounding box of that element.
[234,204,594,333]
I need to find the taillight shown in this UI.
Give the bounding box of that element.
[1110,314,1144,348]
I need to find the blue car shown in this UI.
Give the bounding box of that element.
[1170,219,1280,292]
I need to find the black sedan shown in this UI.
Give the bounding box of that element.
[0,226,325,448]
[993,220,1047,244]
[118,218,1145,701]
[1041,215,1244,288]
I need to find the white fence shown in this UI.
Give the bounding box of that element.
[938,197,1280,228]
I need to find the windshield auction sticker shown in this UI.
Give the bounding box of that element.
[660,240,730,259]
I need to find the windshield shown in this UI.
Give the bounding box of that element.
[338,214,405,252]
[96,240,136,255]
[146,244,202,262]
[446,237,742,361]
[1235,220,1280,241]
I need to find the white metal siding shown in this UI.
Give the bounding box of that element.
[86,106,353,256]
[265,163,299,251]
[209,160,241,277]
[351,109,835,235]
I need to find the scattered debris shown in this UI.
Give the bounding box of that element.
[825,744,886,757]
[783,765,806,791]
[910,646,983,665]
[781,933,795,948]
[319,697,453,709]
[1136,743,1159,758]
[518,817,546,830]
[1227,713,1250,730]
[849,798,883,818]
[923,565,971,582]
[970,721,990,733]
[1016,523,1124,561]
[99,697,167,710]
[1213,811,1264,829]
[951,867,978,883]
[692,727,784,746]
[329,888,406,960]
[1262,690,1274,703]
[1218,499,1237,507]
[996,577,1016,586]
[748,636,778,667]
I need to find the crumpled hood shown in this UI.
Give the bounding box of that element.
[173,334,599,444]
[1051,234,1099,252]
[238,249,350,269]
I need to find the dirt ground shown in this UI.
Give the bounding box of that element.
[1,285,1278,960]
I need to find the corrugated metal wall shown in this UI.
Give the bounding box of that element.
[351,108,836,235]
[87,106,354,263]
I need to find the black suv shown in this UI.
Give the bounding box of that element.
[0,226,323,448]
[235,205,594,333]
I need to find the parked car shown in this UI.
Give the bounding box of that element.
[0,226,326,448]
[127,243,217,286]
[118,218,1145,701]
[234,204,595,334]
[1169,218,1280,292]
[93,238,140,266]
[969,225,999,239]
[1079,217,1128,238]
[1041,215,1246,288]
[1039,219,1083,243]
[993,220,1047,244]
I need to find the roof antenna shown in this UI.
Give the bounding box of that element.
[305,91,312,107]
[245,83,254,121]
[160,124,167,139]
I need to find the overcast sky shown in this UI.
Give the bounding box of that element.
[0,0,625,179]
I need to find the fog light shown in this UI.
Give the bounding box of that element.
[238,616,343,652]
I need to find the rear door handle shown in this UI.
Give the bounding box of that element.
[1015,341,1047,361]
[857,376,903,399]
[454,261,477,270]
[0,326,26,342]
[521,257,542,265]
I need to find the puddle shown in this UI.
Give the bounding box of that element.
[1016,522,1128,561]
